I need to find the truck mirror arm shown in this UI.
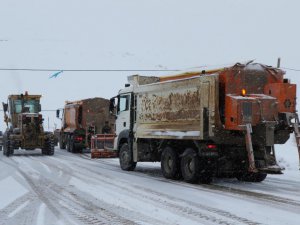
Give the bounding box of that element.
[56,109,60,118]
[2,103,8,112]
[109,98,115,112]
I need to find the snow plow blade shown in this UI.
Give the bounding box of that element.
[91,150,118,158]
[259,165,283,174]
[90,134,118,159]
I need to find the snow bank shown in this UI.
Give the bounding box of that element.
[276,136,300,180]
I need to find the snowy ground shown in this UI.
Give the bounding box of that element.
[0,140,300,225]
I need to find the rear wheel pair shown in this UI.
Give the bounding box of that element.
[161,147,212,184]
[67,136,74,153]
[66,135,83,153]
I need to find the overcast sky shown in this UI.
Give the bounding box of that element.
[1,0,300,131]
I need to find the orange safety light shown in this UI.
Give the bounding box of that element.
[241,89,246,96]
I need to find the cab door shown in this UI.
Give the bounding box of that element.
[114,94,131,147]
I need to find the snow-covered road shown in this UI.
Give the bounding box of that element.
[0,148,300,225]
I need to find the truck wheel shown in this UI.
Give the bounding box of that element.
[48,137,55,156]
[3,139,10,157]
[5,142,10,156]
[69,138,75,153]
[42,136,55,156]
[67,136,71,152]
[161,147,181,179]
[59,138,66,150]
[3,141,6,156]
[181,148,200,184]
[3,135,11,157]
[119,143,136,171]
[236,172,267,182]
[9,140,15,156]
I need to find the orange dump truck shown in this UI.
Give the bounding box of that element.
[112,62,299,183]
[57,98,115,153]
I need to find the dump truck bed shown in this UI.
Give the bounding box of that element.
[64,98,114,133]
[134,75,219,140]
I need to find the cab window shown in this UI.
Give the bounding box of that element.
[119,95,130,112]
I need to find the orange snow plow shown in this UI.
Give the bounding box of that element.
[91,134,118,158]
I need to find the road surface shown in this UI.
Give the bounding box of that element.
[0,148,300,225]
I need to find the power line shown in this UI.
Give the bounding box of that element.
[0,66,299,72]
[0,68,180,72]
[281,67,300,72]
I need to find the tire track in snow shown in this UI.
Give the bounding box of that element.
[13,154,162,225]
[36,156,175,225]
[20,172,141,225]
[77,152,300,211]
[0,193,36,225]
[50,153,259,225]
[0,156,76,224]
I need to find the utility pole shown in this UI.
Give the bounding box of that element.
[277,57,281,68]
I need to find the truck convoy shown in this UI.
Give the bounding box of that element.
[57,98,115,153]
[111,62,300,183]
[2,92,55,156]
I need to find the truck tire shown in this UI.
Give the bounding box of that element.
[161,147,181,180]
[3,142,6,155]
[181,148,200,184]
[3,133,11,157]
[67,136,71,152]
[119,143,136,171]
[236,172,267,182]
[69,137,75,153]
[3,139,10,157]
[42,136,55,156]
[9,140,15,156]
[59,137,66,150]
[48,137,55,156]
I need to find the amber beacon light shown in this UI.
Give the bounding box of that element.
[241,89,246,96]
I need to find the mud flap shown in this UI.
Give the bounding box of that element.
[293,114,300,170]
[244,124,258,173]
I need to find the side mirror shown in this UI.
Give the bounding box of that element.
[2,103,8,112]
[109,98,115,113]
[56,109,60,118]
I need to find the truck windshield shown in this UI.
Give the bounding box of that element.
[13,100,40,113]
